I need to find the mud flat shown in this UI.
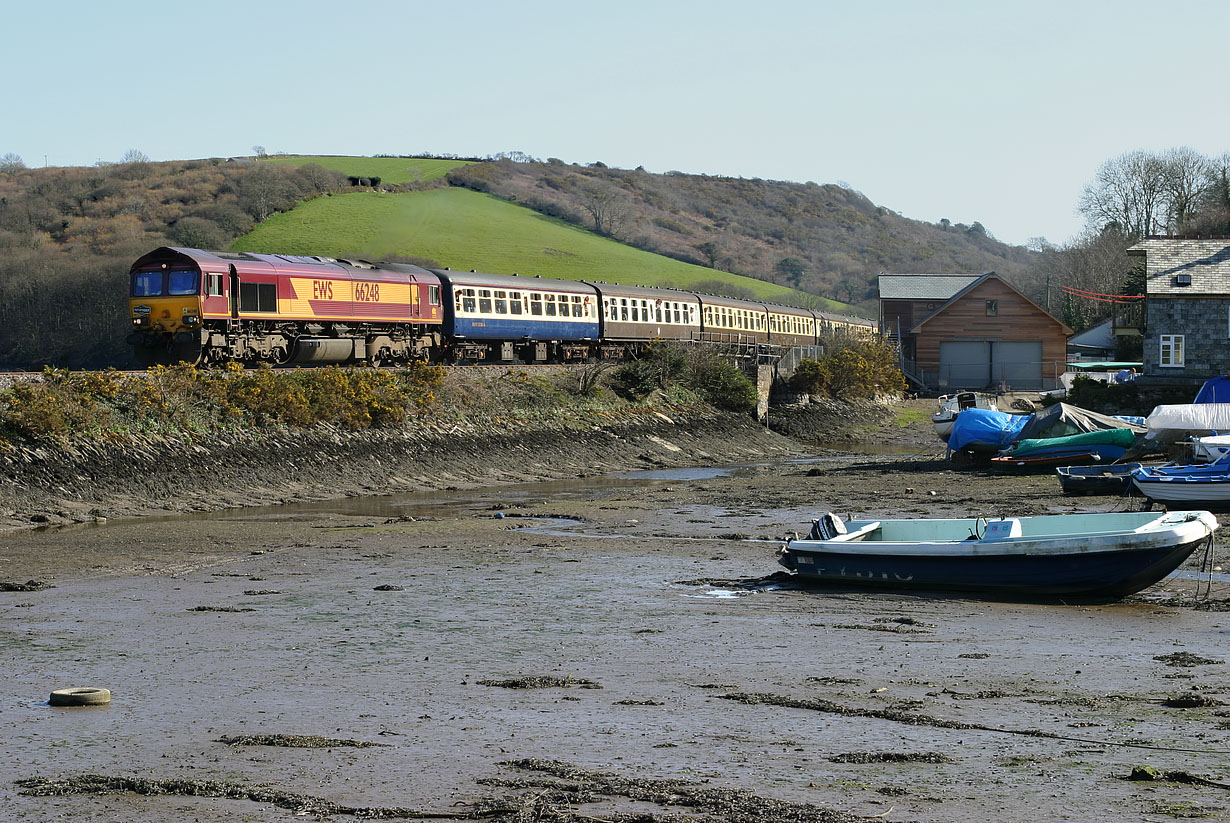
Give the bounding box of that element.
[3,404,1230,822]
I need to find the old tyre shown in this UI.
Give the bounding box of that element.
[49,687,111,707]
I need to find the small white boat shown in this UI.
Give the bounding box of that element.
[1131,458,1230,507]
[777,510,1218,600]
[933,392,998,441]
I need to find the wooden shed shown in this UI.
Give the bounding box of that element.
[881,273,1071,391]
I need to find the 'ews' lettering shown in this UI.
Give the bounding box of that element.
[313,280,334,300]
[355,282,381,302]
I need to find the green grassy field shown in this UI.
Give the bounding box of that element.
[263,155,472,183]
[233,188,859,311]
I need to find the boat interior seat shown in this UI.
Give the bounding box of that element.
[826,521,882,541]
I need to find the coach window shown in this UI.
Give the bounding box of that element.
[573,296,584,317]
[494,290,508,314]
[630,300,639,322]
[510,293,523,315]
[543,294,556,316]
[477,289,492,314]
[462,290,477,313]
[530,293,543,315]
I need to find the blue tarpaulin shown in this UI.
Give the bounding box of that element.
[1195,376,1230,404]
[948,408,1031,453]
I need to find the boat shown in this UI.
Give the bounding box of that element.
[1189,434,1230,463]
[990,428,1140,469]
[1055,463,1142,495]
[933,392,998,441]
[992,451,1104,469]
[776,510,1218,599]
[1131,457,1230,507]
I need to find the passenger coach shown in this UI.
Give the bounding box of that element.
[434,270,600,364]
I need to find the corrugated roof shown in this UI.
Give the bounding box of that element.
[877,274,985,300]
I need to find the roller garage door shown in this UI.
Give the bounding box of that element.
[991,341,1043,390]
[939,340,1043,390]
[939,341,990,388]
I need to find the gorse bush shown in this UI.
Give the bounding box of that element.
[0,363,446,443]
[791,338,906,399]
[613,342,758,413]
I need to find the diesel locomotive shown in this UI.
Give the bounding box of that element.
[127,246,876,367]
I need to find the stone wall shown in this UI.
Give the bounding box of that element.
[1145,296,1230,377]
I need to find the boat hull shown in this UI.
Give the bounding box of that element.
[1056,464,1141,495]
[779,538,1206,599]
[1131,478,1230,507]
[777,511,1217,600]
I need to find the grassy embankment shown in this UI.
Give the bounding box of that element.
[235,168,854,311]
[263,155,473,183]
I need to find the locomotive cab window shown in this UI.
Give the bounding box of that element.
[428,285,440,305]
[132,270,162,297]
[206,273,224,297]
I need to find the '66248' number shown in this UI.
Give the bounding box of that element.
[355,282,381,302]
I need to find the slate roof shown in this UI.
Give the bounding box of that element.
[877,274,985,300]
[1128,237,1230,295]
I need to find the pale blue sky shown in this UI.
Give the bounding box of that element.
[4,0,1228,247]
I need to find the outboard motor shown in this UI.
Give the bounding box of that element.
[808,512,847,540]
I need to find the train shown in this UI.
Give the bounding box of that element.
[126,247,878,367]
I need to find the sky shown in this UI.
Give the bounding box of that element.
[5,0,1229,248]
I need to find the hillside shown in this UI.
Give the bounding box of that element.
[233,188,854,309]
[445,160,1036,311]
[0,152,1038,369]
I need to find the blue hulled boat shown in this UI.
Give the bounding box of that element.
[1131,457,1230,507]
[776,511,1218,600]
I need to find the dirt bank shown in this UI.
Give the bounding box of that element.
[0,369,820,529]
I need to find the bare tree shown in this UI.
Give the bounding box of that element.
[253,145,268,159]
[577,182,631,238]
[1160,146,1213,231]
[119,149,152,180]
[0,153,25,175]
[1078,150,1168,238]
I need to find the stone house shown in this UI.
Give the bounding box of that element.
[1128,237,1230,381]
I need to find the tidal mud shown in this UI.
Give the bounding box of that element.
[3,401,1230,822]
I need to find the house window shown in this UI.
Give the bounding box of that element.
[986,300,998,317]
[1160,334,1185,368]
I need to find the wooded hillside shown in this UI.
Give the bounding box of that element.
[447,159,1034,308]
[0,153,1034,369]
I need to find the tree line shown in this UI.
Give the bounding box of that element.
[1015,146,1229,342]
